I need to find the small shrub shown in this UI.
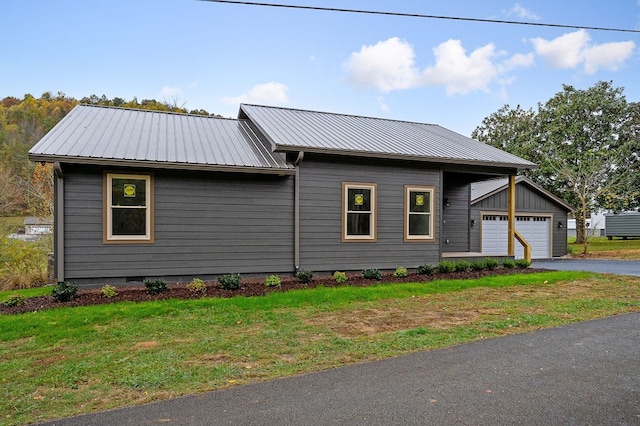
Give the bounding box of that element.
[515,259,531,269]
[470,259,487,271]
[296,270,313,284]
[485,258,499,270]
[101,284,118,298]
[362,268,382,280]
[393,267,408,278]
[144,279,167,295]
[417,264,436,275]
[502,258,516,269]
[333,271,348,283]
[51,281,78,302]
[264,275,281,287]
[187,278,206,295]
[218,273,241,290]
[437,260,456,274]
[454,260,471,272]
[3,294,25,307]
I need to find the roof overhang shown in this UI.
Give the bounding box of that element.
[274,145,537,171]
[28,154,297,176]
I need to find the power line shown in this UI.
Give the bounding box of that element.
[200,0,640,34]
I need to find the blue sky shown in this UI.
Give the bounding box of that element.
[2,0,639,136]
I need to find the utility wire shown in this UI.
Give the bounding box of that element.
[200,0,640,34]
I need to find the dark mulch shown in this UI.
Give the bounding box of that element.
[1,268,546,315]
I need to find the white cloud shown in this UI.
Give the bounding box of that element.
[530,30,635,74]
[343,37,532,96]
[583,41,636,73]
[221,82,289,105]
[506,4,540,20]
[343,37,420,92]
[422,40,498,95]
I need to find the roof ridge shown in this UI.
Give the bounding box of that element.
[78,104,236,121]
[241,103,440,127]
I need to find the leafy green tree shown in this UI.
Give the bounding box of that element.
[473,81,638,251]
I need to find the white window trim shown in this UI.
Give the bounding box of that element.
[342,182,377,242]
[104,173,154,243]
[404,185,435,242]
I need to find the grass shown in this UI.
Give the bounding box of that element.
[1,270,640,425]
[568,236,640,259]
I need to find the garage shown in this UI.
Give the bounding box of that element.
[470,176,573,259]
[481,214,551,259]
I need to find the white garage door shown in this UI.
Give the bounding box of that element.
[481,215,551,259]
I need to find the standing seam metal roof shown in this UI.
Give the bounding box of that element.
[28,105,294,174]
[240,104,536,169]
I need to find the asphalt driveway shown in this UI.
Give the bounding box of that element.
[532,258,640,276]
[41,312,640,426]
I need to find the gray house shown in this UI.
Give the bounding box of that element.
[29,104,536,286]
[471,176,573,259]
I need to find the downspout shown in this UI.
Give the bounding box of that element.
[293,152,304,272]
[53,162,64,283]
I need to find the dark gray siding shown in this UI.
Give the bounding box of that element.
[470,183,569,257]
[298,156,441,272]
[442,180,470,252]
[62,165,294,286]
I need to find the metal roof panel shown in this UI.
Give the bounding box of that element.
[29,105,294,174]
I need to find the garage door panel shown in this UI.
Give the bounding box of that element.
[481,215,551,259]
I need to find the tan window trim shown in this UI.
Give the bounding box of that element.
[103,172,154,244]
[404,185,435,242]
[342,182,377,242]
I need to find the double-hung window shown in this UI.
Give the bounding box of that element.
[104,173,154,243]
[342,182,376,241]
[405,185,434,241]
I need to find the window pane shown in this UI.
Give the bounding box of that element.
[112,208,146,236]
[112,178,146,207]
[409,191,430,213]
[409,214,430,236]
[347,212,371,236]
[347,188,371,211]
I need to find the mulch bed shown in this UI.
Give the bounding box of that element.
[1,268,546,315]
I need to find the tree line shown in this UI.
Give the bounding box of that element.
[0,92,219,217]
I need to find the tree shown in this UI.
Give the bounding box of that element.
[473,81,638,252]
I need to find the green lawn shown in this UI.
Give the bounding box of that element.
[569,236,640,259]
[2,270,640,425]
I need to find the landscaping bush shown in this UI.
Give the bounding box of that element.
[515,259,531,269]
[51,281,78,302]
[393,267,408,278]
[144,279,167,295]
[101,284,118,298]
[187,278,206,295]
[264,275,281,287]
[454,260,471,272]
[3,294,25,307]
[362,268,382,280]
[417,264,436,275]
[296,270,313,284]
[485,258,499,270]
[502,258,516,269]
[437,260,456,274]
[470,259,488,271]
[218,273,241,290]
[333,271,348,283]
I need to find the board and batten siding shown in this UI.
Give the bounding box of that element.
[297,157,441,272]
[470,183,568,257]
[62,165,294,286]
